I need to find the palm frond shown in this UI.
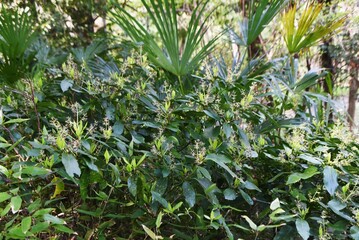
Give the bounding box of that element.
[0,7,37,85]
[231,0,287,46]
[111,0,220,82]
[282,3,346,54]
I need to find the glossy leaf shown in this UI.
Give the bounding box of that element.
[295,219,310,240]
[205,154,237,178]
[61,153,81,177]
[328,199,355,222]
[10,196,22,213]
[223,188,237,201]
[43,214,66,224]
[183,182,196,207]
[323,166,338,196]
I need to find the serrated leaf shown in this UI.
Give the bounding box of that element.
[61,153,81,177]
[323,166,338,196]
[295,219,310,240]
[223,188,237,200]
[183,182,196,207]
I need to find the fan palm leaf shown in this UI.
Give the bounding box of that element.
[0,7,37,85]
[230,0,288,47]
[111,0,221,83]
[282,2,345,54]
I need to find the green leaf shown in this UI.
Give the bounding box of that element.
[240,189,253,205]
[197,166,212,180]
[223,188,237,200]
[10,196,22,213]
[295,219,310,240]
[242,215,257,230]
[31,222,50,233]
[22,166,51,176]
[286,173,302,184]
[60,79,73,92]
[243,181,261,192]
[111,0,221,93]
[33,208,55,217]
[142,224,158,240]
[43,214,66,224]
[182,182,196,208]
[51,177,65,199]
[327,199,355,222]
[156,211,163,229]
[0,192,11,203]
[287,166,319,185]
[298,154,322,165]
[4,118,29,124]
[350,226,359,240]
[128,176,137,197]
[270,198,281,210]
[205,154,237,178]
[21,216,31,234]
[1,203,11,217]
[204,109,221,121]
[282,3,345,54]
[53,224,75,234]
[323,166,338,196]
[0,143,11,148]
[61,153,81,177]
[152,191,168,208]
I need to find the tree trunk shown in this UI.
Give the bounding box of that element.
[320,40,334,95]
[348,60,359,129]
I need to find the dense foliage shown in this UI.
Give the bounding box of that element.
[0,1,358,239]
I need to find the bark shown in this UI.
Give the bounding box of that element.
[348,60,359,129]
[318,0,335,121]
[320,40,334,95]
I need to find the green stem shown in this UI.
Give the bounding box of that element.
[178,75,184,95]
